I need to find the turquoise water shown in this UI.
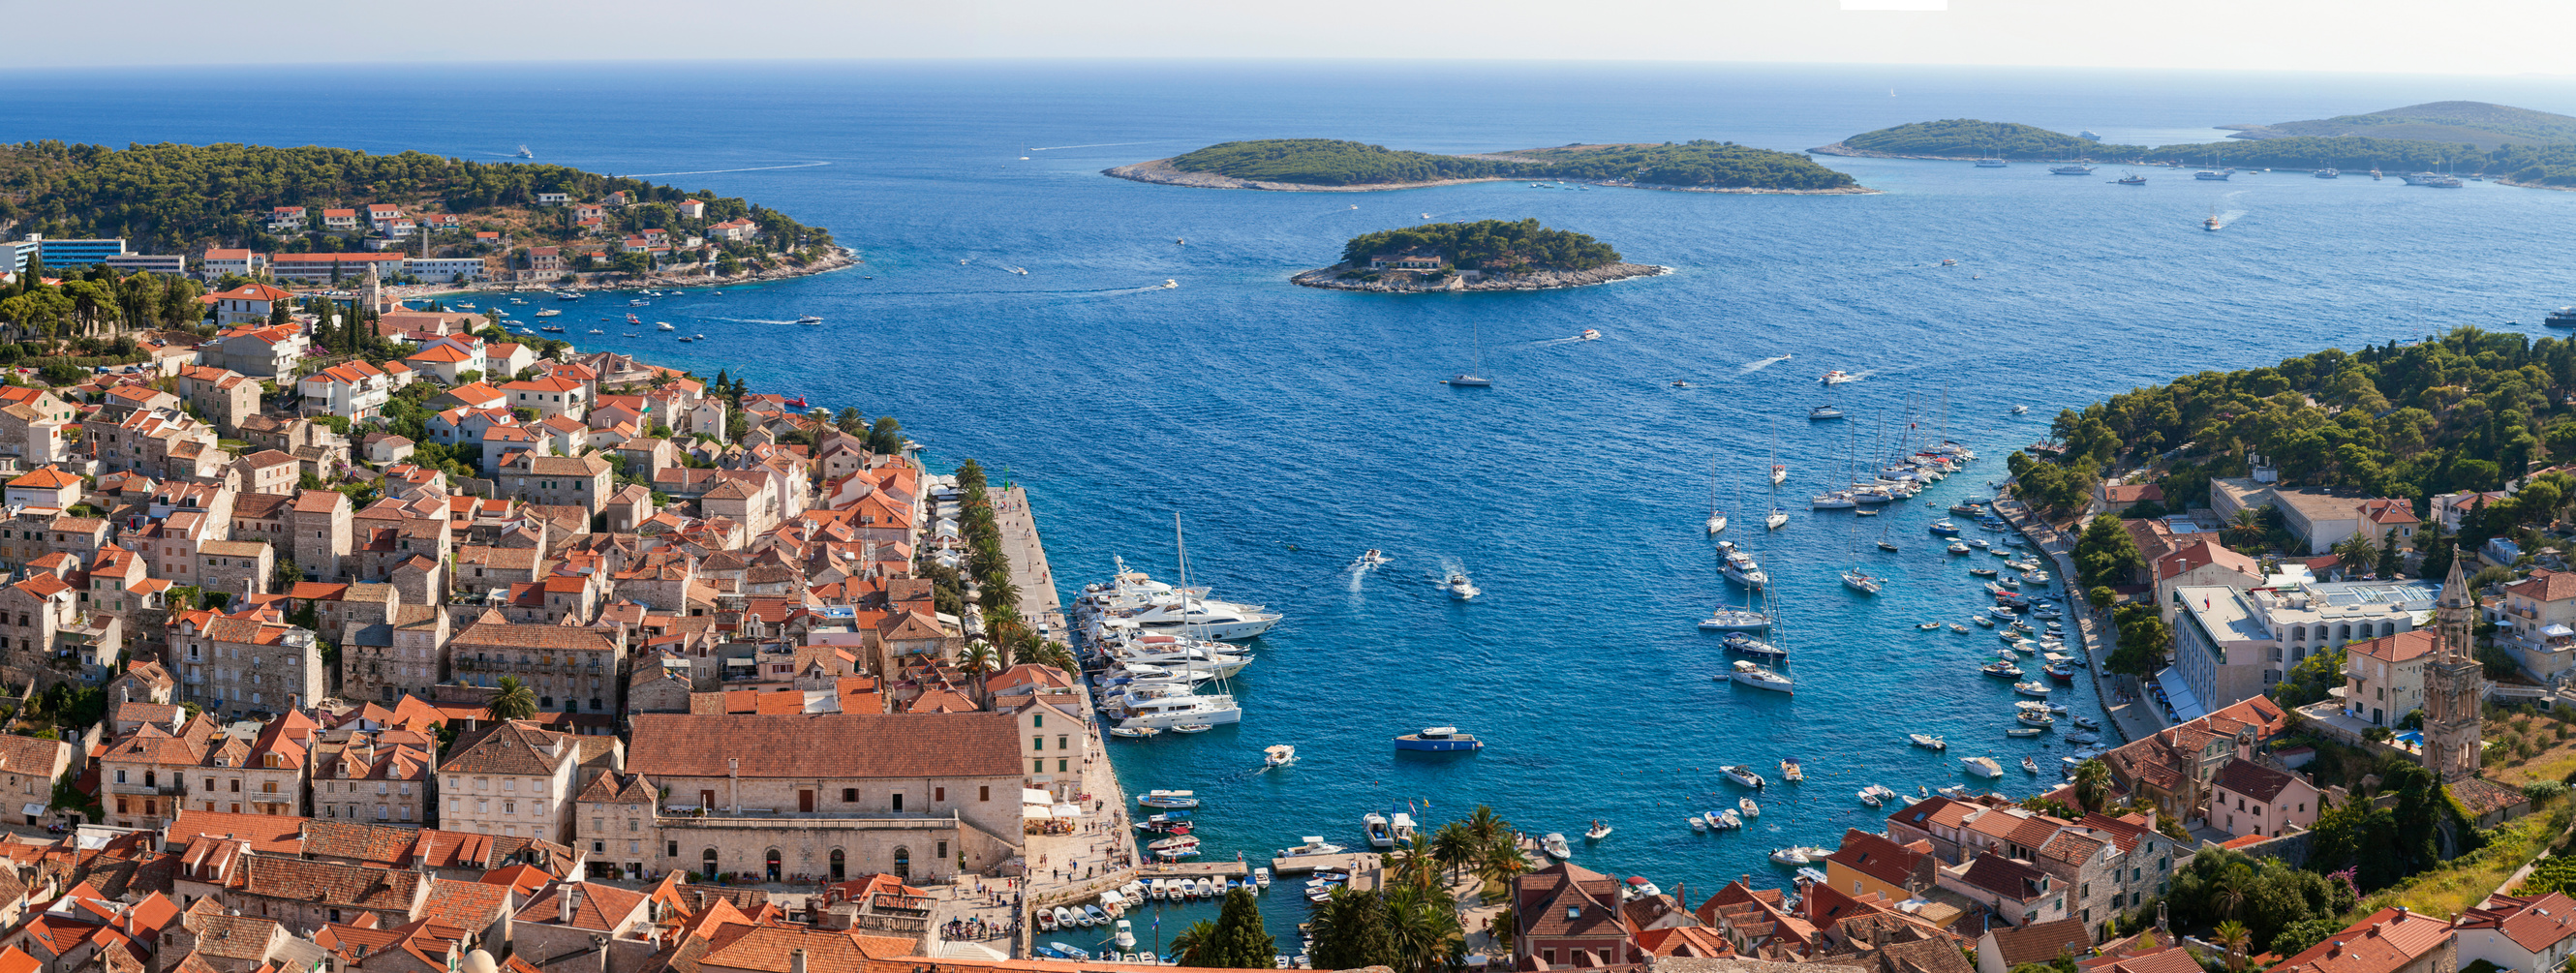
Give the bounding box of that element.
[15,60,2576,944]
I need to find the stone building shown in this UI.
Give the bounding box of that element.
[171,613,322,719]
[309,725,436,827]
[343,604,449,705]
[448,620,626,715]
[438,720,581,841]
[2425,554,2483,784]
[496,454,613,515]
[289,490,353,583]
[572,772,659,881]
[623,713,1024,882]
[196,712,316,817]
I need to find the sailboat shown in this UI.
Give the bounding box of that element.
[1445,319,1492,387]
[1769,425,1788,486]
[1705,460,1728,534]
[1876,523,1899,553]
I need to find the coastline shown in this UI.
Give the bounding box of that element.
[1103,158,1875,196]
[1290,261,1670,293]
[383,245,864,303]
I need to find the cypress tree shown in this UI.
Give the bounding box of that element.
[1208,888,1274,967]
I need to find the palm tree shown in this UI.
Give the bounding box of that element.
[2216,864,2254,920]
[2073,759,2112,813]
[2213,920,2252,973]
[1384,883,1465,973]
[1169,920,1219,966]
[485,676,537,721]
[958,642,999,698]
[1473,833,1528,894]
[1429,822,1479,884]
[1386,836,1439,893]
[1465,805,1509,847]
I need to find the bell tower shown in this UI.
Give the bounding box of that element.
[2422,551,2485,783]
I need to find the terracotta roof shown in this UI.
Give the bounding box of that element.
[2459,893,2576,953]
[417,879,510,934]
[2272,907,2453,973]
[440,722,572,776]
[1986,918,2092,967]
[2212,760,2303,805]
[2104,484,2164,503]
[2507,569,2576,603]
[1825,829,1926,890]
[514,881,646,930]
[1958,852,2050,901]
[7,467,78,490]
[2158,539,2262,582]
[235,856,424,912]
[2108,947,2209,973]
[2347,629,2438,664]
[627,714,1023,779]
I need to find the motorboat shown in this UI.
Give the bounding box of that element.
[1856,788,1883,808]
[1363,812,1394,849]
[1708,809,1742,830]
[1279,836,1346,857]
[1770,845,1830,866]
[657,322,675,331]
[1689,815,1708,833]
[1447,573,1480,600]
[1394,727,1483,752]
[535,308,561,317]
[1729,661,1793,694]
[1107,726,1159,738]
[1355,548,1389,567]
[1265,745,1298,768]
[1738,797,1761,818]
[1780,758,1804,782]
[2071,715,2101,731]
[1115,693,1243,730]
[1809,405,1845,421]
[1812,491,1857,510]
[796,316,823,325]
[1039,909,1058,931]
[1168,724,1213,734]
[1928,520,1960,535]
[2051,163,2095,175]
[1948,541,1972,555]
[2007,726,2044,738]
[1697,608,1771,631]
[1584,820,1613,841]
[1917,622,1943,630]
[1138,790,1200,808]
[1968,565,1996,576]
[2115,173,2146,185]
[1971,615,1995,628]
[1821,370,1856,383]
[1253,867,1271,888]
[2013,681,2052,697]
[1966,538,1989,549]
[1113,919,1137,949]
[1578,329,1601,341]
[1908,733,1947,751]
[1542,834,1573,859]
[1721,561,1768,589]
[1960,756,2004,778]
[1721,764,1767,789]
[2022,756,2042,775]
[1949,623,1970,633]
[1148,835,1202,854]
[2016,709,2055,728]
[1982,660,2023,679]
[2204,207,2223,230]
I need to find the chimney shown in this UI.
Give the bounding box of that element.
[790,950,807,973]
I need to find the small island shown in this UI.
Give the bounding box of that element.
[1110,138,1871,194]
[1292,219,1665,292]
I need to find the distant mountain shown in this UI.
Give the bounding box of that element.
[2222,101,2576,151]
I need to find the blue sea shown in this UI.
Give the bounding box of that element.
[15,58,2576,948]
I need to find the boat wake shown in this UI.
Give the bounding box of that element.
[713,318,799,325]
[2218,208,2249,224]
[1739,354,1794,373]
[618,161,831,178]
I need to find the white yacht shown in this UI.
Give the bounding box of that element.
[1279,836,1346,857]
[1115,694,1243,730]
[1730,660,1794,693]
[1107,600,1281,641]
[1388,812,1417,847]
[1764,508,1790,530]
[1841,569,1883,594]
[1811,492,1857,510]
[657,322,675,331]
[1363,812,1394,849]
[1721,560,1767,589]
[796,316,823,325]
[1960,756,2004,778]
[1541,834,1573,859]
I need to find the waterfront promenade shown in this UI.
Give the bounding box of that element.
[997,485,1069,643]
[1993,494,2169,746]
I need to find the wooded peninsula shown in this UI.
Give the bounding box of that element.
[1108,138,1869,194]
[1292,218,1663,292]
[1815,115,2576,188]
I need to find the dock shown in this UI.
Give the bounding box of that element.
[1269,852,1383,876]
[1138,862,1250,879]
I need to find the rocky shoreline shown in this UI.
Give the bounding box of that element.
[1291,262,1670,293]
[390,246,863,302]
[1106,158,1874,195]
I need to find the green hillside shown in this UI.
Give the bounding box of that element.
[1161,138,1858,191]
[2227,101,2576,151]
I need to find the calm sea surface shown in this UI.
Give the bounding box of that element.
[14,59,2576,946]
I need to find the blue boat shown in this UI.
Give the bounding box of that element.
[1394,727,1483,752]
[1928,520,1961,536]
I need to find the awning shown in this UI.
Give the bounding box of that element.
[2153,665,2207,722]
[1052,803,1083,819]
[18,804,42,817]
[2545,624,2574,638]
[1021,788,1052,806]
[1022,805,1053,820]
[941,943,1010,961]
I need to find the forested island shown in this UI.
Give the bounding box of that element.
[0,140,841,270]
[1291,218,1664,292]
[1108,138,1868,194]
[1815,110,2576,187]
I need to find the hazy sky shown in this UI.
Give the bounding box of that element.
[18,0,2576,74]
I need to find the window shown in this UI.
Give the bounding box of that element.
[843,788,857,803]
[892,793,904,812]
[1033,736,1044,751]
[1058,759,1068,773]
[934,787,944,802]
[979,786,989,802]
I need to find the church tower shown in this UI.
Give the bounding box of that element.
[2422,550,2485,783]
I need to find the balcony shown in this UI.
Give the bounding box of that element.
[658,809,962,832]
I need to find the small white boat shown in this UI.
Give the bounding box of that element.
[1688,816,1708,833]
[1264,745,1297,768]
[1278,836,1346,857]
[1908,733,1947,751]
[2012,681,2052,697]
[796,316,823,325]
[1720,764,1767,789]
[1961,756,2004,778]
[1252,867,1271,888]
[1541,833,1573,859]
[1709,809,1742,830]
[1738,797,1761,818]
[1109,726,1159,738]
[1765,508,1790,530]
[2022,756,2041,775]
[1446,573,1480,600]
[657,322,675,331]
[1355,549,1389,567]
[1164,279,1179,289]
[1583,820,1612,841]
[1769,845,1830,866]
[1170,724,1214,734]
[1363,813,1394,849]
[1729,661,1793,694]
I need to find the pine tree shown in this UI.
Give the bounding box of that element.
[1208,888,1275,967]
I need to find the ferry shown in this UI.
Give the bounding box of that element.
[1394,727,1482,752]
[2193,169,2231,181]
[2049,164,2094,175]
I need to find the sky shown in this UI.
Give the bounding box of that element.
[15,0,2576,74]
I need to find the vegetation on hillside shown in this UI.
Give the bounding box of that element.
[2233,101,2576,151]
[2018,327,2576,566]
[0,140,835,258]
[1337,219,1619,272]
[1164,138,1857,190]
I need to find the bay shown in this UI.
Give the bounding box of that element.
[11,59,2576,946]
